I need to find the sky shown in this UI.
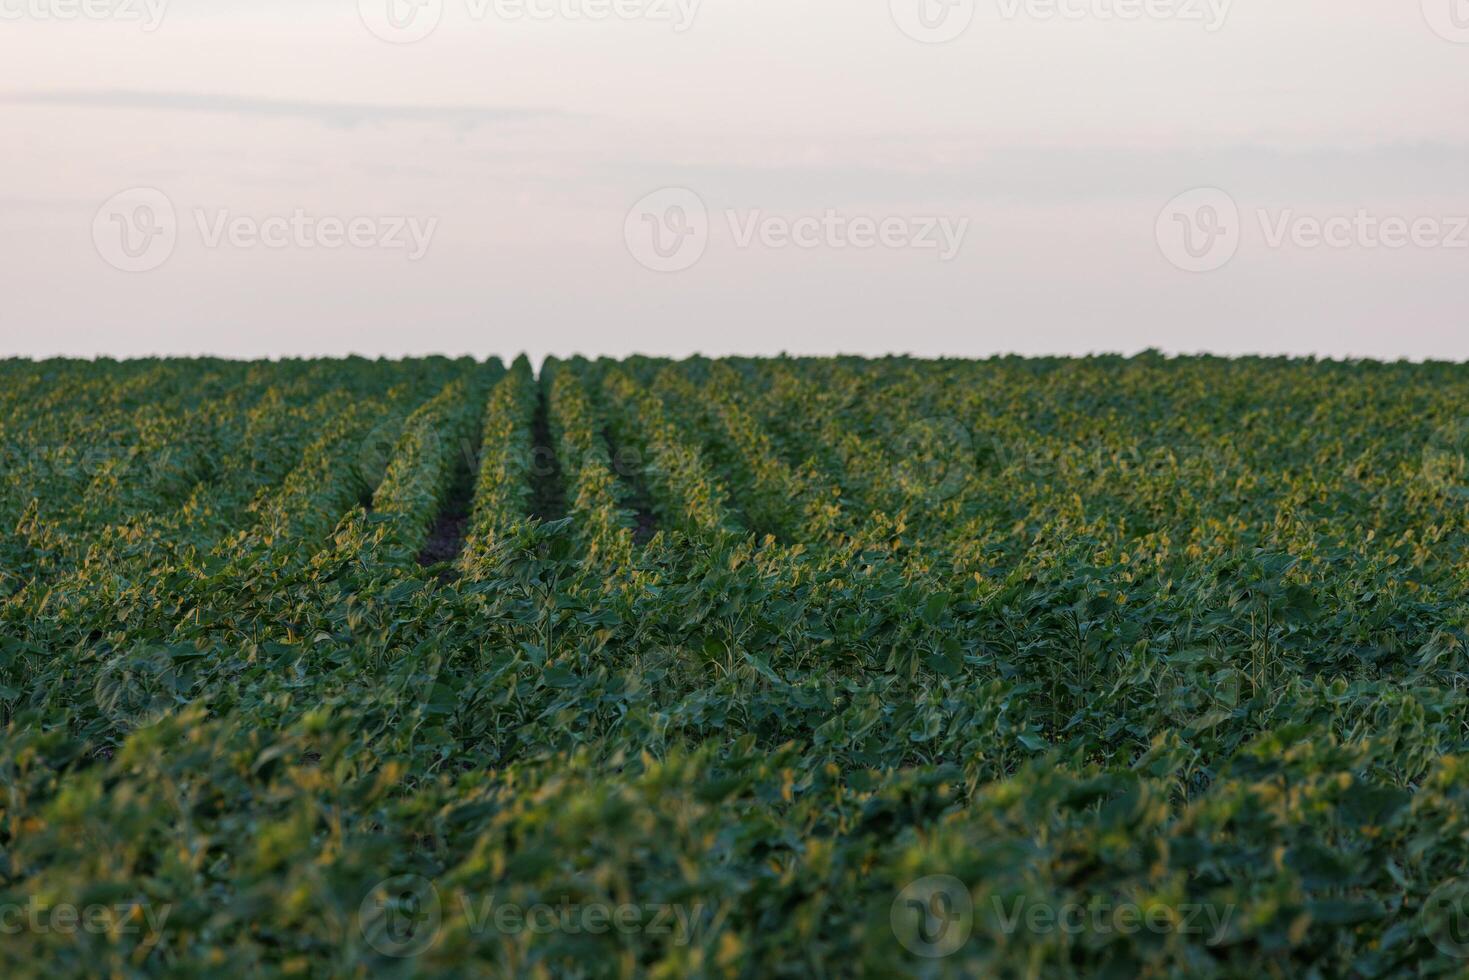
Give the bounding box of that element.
[1,0,1467,363]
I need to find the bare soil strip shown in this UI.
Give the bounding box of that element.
[530,382,569,523]
[601,426,659,545]
[415,446,476,579]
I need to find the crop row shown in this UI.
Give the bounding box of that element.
[1,354,1466,977]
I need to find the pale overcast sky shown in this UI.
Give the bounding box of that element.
[1,1,1466,362]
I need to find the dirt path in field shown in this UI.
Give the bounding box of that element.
[601,426,659,545]
[530,384,568,523]
[415,477,472,576]
[416,426,481,580]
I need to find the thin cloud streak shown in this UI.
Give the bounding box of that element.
[0,90,574,128]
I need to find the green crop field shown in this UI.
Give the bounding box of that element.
[1,353,1467,977]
